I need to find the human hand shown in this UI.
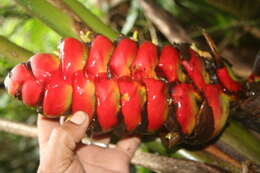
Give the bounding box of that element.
[37,111,140,173]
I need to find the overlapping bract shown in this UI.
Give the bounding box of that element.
[5,35,242,144]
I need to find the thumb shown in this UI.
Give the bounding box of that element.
[39,111,89,171]
[50,111,89,148]
[59,111,90,145]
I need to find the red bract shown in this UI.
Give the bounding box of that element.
[109,38,138,78]
[4,76,20,97]
[216,65,241,92]
[60,38,88,81]
[182,49,209,90]
[85,35,114,79]
[95,74,120,131]
[204,84,231,135]
[118,77,146,131]
[144,78,168,132]
[158,45,185,82]
[171,84,200,134]
[72,71,95,119]
[22,80,42,106]
[43,73,72,116]
[10,63,34,83]
[30,53,60,85]
[131,41,158,80]
[5,63,34,97]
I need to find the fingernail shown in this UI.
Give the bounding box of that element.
[69,111,88,125]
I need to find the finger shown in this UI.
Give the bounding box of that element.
[62,159,85,173]
[117,137,140,158]
[84,162,124,173]
[77,145,129,173]
[37,114,59,148]
[39,111,89,171]
[37,158,85,173]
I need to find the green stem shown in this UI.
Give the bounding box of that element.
[175,149,241,173]
[15,0,80,39]
[15,0,119,40]
[220,120,260,164]
[121,0,139,35]
[61,0,119,40]
[0,36,33,65]
[145,140,240,172]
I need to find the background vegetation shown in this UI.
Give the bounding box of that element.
[0,0,259,172]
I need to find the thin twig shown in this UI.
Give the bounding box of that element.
[0,118,225,173]
[0,118,37,138]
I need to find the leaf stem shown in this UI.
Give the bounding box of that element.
[15,0,81,39]
[0,36,33,65]
[60,0,119,40]
[220,121,260,164]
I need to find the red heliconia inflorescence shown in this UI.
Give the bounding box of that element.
[5,35,246,145]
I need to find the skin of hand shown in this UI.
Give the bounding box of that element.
[37,111,140,173]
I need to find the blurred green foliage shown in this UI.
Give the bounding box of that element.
[0,0,61,53]
[0,0,259,172]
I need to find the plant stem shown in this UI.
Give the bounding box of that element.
[15,0,80,39]
[121,0,139,35]
[0,36,33,65]
[220,120,260,164]
[60,0,119,40]
[15,0,120,40]
[175,149,241,173]
[145,139,241,172]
